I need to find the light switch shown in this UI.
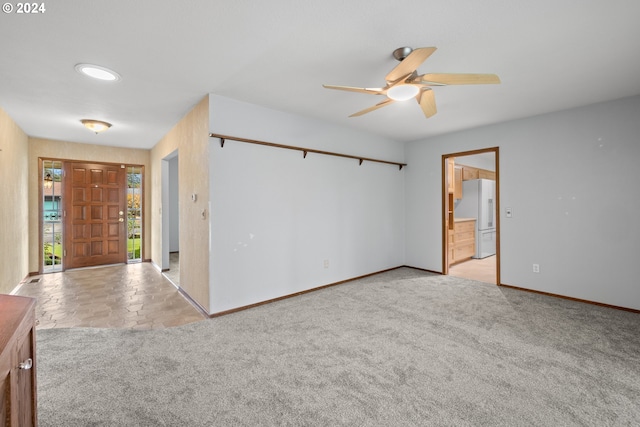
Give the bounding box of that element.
[191,193,198,202]
[505,207,513,218]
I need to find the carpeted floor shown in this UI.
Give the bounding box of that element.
[36,267,640,426]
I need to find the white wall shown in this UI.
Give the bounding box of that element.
[405,95,640,310]
[455,153,495,172]
[208,95,405,313]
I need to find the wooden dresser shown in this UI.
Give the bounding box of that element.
[0,295,37,427]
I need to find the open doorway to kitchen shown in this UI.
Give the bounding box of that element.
[442,147,500,285]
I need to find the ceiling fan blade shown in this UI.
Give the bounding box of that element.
[418,89,437,118]
[323,84,385,95]
[349,98,395,117]
[417,73,501,85]
[386,47,437,83]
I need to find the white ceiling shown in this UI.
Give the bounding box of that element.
[2,0,640,150]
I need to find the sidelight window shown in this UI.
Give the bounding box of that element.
[42,160,63,272]
[126,166,143,262]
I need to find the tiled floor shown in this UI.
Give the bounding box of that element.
[163,252,180,286]
[13,262,206,329]
[449,255,497,284]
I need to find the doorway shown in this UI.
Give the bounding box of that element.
[161,150,180,285]
[40,159,144,272]
[442,148,500,285]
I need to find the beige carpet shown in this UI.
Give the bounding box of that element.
[36,267,640,426]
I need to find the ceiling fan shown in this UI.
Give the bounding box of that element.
[323,47,500,118]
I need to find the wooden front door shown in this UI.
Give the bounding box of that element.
[63,162,127,269]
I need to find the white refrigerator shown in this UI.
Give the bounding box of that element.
[456,179,496,259]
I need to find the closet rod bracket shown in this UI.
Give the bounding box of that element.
[209,132,407,170]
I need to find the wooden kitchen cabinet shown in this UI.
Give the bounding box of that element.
[447,158,455,194]
[449,219,476,264]
[459,164,495,181]
[462,166,479,180]
[0,295,37,427]
[454,166,463,200]
[478,169,496,180]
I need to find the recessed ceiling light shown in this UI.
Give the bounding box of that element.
[75,63,121,82]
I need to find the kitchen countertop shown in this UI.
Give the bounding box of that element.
[454,217,476,222]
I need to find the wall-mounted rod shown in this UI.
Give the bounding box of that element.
[210,132,406,170]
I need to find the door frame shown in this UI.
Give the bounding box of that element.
[442,147,501,285]
[161,149,179,272]
[38,158,146,273]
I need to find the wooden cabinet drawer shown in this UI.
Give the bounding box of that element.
[450,219,476,264]
[0,296,37,427]
[1,368,9,426]
[454,220,475,233]
[453,230,474,243]
[454,242,475,260]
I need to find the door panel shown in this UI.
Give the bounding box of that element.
[64,162,126,269]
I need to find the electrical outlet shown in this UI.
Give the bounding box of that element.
[323,259,329,269]
[532,264,540,273]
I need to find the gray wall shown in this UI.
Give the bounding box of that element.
[405,95,640,310]
[208,95,405,313]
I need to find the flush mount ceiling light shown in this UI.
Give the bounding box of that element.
[81,119,112,134]
[75,63,121,82]
[386,84,420,101]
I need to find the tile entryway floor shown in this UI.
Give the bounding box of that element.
[13,262,206,329]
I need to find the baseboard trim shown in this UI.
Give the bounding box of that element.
[402,265,443,275]
[209,266,402,318]
[177,286,210,318]
[499,283,640,314]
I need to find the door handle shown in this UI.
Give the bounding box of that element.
[19,358,33,370]
[119,218,124,222]
[488,199,494,227]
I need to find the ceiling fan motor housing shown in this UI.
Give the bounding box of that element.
[393,47,413,62]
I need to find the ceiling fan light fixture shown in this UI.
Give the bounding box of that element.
[323,46,500,118]
[386,84,419,101]
[81,119,112,134]
[75,63,121,82]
